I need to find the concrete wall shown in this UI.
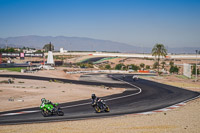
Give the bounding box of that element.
[47,52,200,59]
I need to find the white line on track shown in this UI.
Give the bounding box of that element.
[0,110,40,116]
[105,75,142,101]
[62,75,142,108]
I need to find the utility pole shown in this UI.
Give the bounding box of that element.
[142,44,144,58]
[5,40,8,50]
[62,53,64,66]
[195,50,198,82]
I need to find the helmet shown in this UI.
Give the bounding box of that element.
[41,98,46,102]
[91,94,96,99]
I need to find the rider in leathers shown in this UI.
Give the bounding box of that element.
[91,94,103,108]
[41,98,55,111]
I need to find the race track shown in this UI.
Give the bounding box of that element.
[0,74,199,125]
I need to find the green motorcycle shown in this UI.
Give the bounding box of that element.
[40,102,64,117]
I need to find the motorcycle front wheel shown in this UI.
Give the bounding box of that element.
[105,105,110,112]
[56,107,64,116]
[57,111,64,116]
[41,110,50,117]
[95,106,101,113]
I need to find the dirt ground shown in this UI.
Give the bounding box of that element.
[0,68,200,133]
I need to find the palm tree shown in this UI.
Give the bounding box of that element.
[152,44,167,74]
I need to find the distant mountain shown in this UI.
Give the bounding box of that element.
[0,35,142,53]
[0,35,199,54]
[167,47,199,54]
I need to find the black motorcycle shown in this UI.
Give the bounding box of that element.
[92,98,110,113]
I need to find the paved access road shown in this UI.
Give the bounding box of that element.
[81,57,106,63]
[0,74,199,125]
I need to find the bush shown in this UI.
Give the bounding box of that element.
[170,65,179,74]
[158,72,163,75]
[86,63,94,68]
[88,61,93,65]
[169,61,174,66]
[153,62,159,69]
[115,63,125,70]
[130,64,140,71]
[146,65,150,69]
[105,64,111,69]
[192,64,200,75]
[76,63,93,68]
[0,48,16,53]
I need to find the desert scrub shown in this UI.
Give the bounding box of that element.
[56,80,64,83]
[50,79,64,83]
[105,87,111,90]
[0,80,9,83]
[0,80,14,84]
[18,81,25,83]
[101,85,105,88]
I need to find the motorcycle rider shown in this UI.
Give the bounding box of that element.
[41,98,55,111]
[91,94,97,106]
[132,75,138,81]
[91,94,103,108]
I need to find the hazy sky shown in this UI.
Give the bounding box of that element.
[0,0,200,47]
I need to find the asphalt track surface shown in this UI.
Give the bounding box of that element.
[0,74,199,125]
[81,57,106,63]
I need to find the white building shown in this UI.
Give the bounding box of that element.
[60,48,68,53]
[23,49,37,53]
